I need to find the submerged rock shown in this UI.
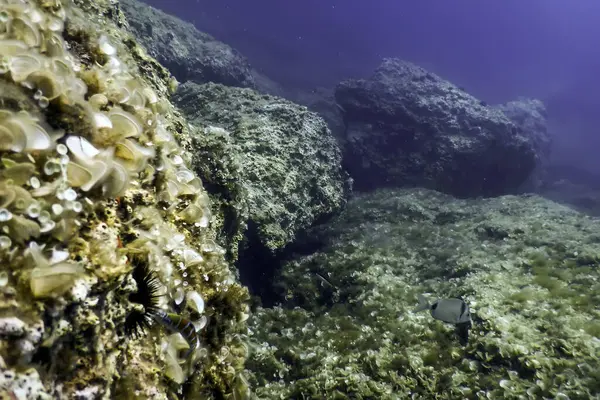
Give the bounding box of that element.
[494,98,551,190]
[247,188,600,399]
[119,0,285,97]
[0,0,250,398]
[120,0,256,88]
[495,98,550,155]
[173,82,350,268]
[335,59,542,197]
[290,86,347,146]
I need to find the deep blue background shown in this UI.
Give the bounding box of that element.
[142,0,600,172]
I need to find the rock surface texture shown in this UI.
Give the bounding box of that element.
[335,59,542,197]
[173,82,350,258]
[0,0,250,398]
[494,98,551,190]
[119,0,285,97]
[120,0,256,89]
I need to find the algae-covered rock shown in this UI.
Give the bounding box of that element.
[173,81,350,257]
[119,0,257,89]
[335,59,541,197]
[494,98,551,191]
[246,188,600,399]
[119,0,286,98]
[0,0,249,398]
[290,86,346,146]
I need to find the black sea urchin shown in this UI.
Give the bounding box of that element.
[124,255,162,338]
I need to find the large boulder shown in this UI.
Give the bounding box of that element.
[120,0,257,88]
[290,87,346,146]
[495,98,549,154]
[173,82,350,297]
[494,98,551,190]
[0,0,250,398]
[335,59,541,197]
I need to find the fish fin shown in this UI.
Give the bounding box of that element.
[413,294,430,313]
[456,321,471,346]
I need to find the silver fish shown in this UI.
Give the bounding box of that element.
[414,294,472,345]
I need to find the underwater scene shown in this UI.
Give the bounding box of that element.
[0,0,599,399]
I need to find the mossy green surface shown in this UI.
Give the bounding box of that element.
[246,188,600,399]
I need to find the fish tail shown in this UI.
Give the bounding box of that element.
[413,294,430,313]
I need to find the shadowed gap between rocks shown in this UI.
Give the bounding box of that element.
[236,214,334,308]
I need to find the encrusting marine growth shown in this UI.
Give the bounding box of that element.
[0,0,250,397]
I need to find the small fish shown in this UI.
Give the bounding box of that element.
[152,309,199,358]
[314,272,336,290]
[414,294,472,345]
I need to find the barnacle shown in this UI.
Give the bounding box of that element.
[0,180,34,210]
[88,93,108,111]
[114,138,155,173]
[7,213,40,243]
[97,35,116,56]
[108,108,143,139]
[91,107,144,148]
[162,333,188,384]
[178,202,204,224]
[90,111,112,131]
[10,16,41,47]
[8,52,43,82]
[102,159,129,197]
[25,70,62,100]
[0,39,29,58]
[105,77,147,110]
[30,261,83,298]
[0,182,17,207]
[182,248,203,266]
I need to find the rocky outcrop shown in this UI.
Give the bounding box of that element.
[119,0,285,97]
[119,0,256,88]
[335,59,542,197]
[0,0,250,398]
[495,98,549,154]
[173,82,350,298]
[290,87,346,146]
[494,98,551,190]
